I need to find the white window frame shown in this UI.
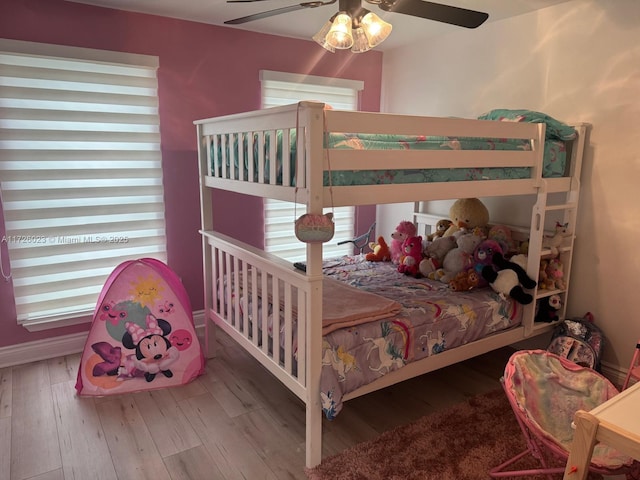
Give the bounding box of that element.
[0,39,166,331]
[260,70,363,262]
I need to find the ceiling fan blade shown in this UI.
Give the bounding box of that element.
[225,4,307,24]
[224,0,332,24]
[378,0,488,28]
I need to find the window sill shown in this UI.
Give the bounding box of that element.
[20,313,93,332]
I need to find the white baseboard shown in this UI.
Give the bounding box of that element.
[0,313,630,389]
[0,311,205,369]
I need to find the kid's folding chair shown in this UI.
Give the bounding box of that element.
[490,349,639,480]
[622,339,640,390]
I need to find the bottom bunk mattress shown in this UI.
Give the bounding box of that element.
[315,257,523,419]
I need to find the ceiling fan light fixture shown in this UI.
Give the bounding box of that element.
[312,19,336,52]
[325,12,354,49]
[350,27,371,53]
[360,11,392,47]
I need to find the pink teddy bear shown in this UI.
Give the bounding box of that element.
[390,221,418,265]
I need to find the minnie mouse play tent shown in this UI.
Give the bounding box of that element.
[75,258,205,396]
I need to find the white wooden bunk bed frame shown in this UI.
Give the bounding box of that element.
[194,101,589,468]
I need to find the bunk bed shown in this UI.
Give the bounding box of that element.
[194,101,589,468]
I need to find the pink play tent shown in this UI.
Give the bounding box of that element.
[75,258,205,396]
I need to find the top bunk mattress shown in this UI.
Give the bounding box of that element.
[208,108,577,187]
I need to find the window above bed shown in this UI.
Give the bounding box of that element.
[0,39,166,331]
[261,70,362,262]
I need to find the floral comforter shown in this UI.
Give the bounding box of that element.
[319,256,522,419]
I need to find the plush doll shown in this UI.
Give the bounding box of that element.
[443,198,490,238]
[390,221,418,265]
[545,258,566,290]
[429,232,484,283]
[365,236,391,262]
[398,235,423,277]
[535,294,562,323]
[449,270,480,292]
[542,221,568,257]
[418,235,457,276]
[487,224,516,255]
[538,259,552,290]
[426,219,453,242]
[481,252,537,304]
[468,239,503,289]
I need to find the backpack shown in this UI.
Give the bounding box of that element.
[75,258,205,396]
[546,312,604,371]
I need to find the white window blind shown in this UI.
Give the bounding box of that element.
[260,70,363,262]
[0,39,166,331]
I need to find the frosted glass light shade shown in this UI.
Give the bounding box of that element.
[361,11,392,47]
[326,13,353,49]
[312,20,336,52]
[350,27,371,53]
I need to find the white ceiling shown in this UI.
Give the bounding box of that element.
[65,0,572,51]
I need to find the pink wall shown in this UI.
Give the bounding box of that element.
[0,0,382,347]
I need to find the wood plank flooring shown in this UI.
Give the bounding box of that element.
[1,329,517,480]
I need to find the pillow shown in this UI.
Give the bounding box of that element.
[477,109,576,140]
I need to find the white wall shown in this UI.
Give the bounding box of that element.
[379,0,640,371]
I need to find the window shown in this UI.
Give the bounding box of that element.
[260,70,363,262]
[0,39,166,331]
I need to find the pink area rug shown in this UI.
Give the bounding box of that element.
[306,389,602,480]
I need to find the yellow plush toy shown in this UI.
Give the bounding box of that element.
[443,198,490,238]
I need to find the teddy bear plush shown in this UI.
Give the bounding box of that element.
[449,270,481,292]
[398,235,423,277]
[365,236,391,262]
[429,232,484,283]
[418,235,457,276]
[481,252,537,304]
[538,259,553,290]
[443,198,490,238]
[390,221,418,265]
[426,219,453,242]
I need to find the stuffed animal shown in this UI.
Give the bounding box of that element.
[426,219,453,242]
[449,270,480,292]
[481,252,537,304]
[538,259,553,290]
[398,235,423,277]
[535,294,562,323]
[418,235,457,276]
[542,221,568,257]
[390,221,418,265]
[429,232,484,283]
[365,236,391,262]
[487,224,516,254]
[443,198,490,238]
[545,258,566,290]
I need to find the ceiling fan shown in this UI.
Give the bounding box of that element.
[223,0,488,52]
[225,0,487,28]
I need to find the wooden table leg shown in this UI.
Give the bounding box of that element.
[563,410,600,480]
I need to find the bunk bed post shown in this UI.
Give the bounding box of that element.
[196,124,216,358]
[300,102,327,467]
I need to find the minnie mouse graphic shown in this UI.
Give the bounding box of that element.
[120,315,180,382]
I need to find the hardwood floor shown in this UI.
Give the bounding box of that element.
[1,329,516,480]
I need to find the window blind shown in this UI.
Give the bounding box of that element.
[0,39,166,330]
[260,70,363,262]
